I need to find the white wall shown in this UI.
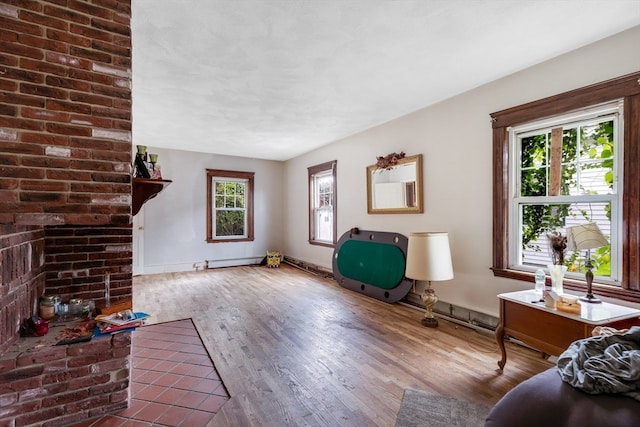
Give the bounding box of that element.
[283,26,640,318]
[135,148,285,273]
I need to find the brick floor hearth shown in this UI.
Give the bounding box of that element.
[70,319,230,427]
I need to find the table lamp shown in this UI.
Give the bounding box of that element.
[565,223,609,303]
[405,232,454,327]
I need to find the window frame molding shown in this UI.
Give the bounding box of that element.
[308,160,337,247]
[490,71,640,302]
[206,169,255,243]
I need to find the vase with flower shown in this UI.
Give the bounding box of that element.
[547,231,567,295]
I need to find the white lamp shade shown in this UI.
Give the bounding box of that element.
[405,232,454,282]
[565,223,608,251]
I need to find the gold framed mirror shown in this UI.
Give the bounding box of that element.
[366,154,423,214]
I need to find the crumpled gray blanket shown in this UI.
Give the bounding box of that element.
[557,326,640,401]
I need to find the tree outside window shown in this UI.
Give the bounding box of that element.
[206,169,254,242]
[512,105,620,283]
[215,180,246,236]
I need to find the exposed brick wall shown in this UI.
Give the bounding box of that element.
[0,224,46,355]
[44,225,132,305]
[0,0,133,226]
[0,1,134,423]
[0,0,134,324]
[0,331,131,426]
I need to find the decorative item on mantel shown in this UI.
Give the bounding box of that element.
[134,145,151,178]
[375,151,405,170]
[132,145,172,215]
[148,153,162,179]
[134,145,164,180]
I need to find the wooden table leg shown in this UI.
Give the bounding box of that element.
[495,323,506,370]
[496,301,507,370]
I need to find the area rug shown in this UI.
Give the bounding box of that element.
[395,388,489,427]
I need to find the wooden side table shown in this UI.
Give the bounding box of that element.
[496,290,640,369]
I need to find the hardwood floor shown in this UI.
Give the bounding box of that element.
[133,264,553,426]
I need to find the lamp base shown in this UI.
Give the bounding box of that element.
[579,294,602,304]
[421,281,439,328]
[421,317,438,328]
[580,257,601,304]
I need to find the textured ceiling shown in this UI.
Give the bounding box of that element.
[131,1,640,161]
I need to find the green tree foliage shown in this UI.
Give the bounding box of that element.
[214,181,246,236]
[520,120,614,275]
[520,130,575,251]
[216,210,245,236]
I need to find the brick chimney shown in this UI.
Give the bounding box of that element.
[0,1,134,424]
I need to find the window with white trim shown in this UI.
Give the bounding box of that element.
[206,169,254,242]
[509,101,623,284]
[308,161,337,246]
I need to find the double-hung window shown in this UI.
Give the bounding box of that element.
[308,160,337,246]
[510,101,622,283]
[491,72,640,301]
[206,169,254,242]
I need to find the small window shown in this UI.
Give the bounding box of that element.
[206,169,254,242]
[308,161,337,246]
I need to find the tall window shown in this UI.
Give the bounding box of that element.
[308,160,337,246]
[510,101,622,283]
[206,169,254,242]
[491,72,640,302]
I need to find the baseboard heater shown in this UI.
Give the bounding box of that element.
[204,256,263,269]
[282,256,334,278]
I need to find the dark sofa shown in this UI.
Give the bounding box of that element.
[484,368,640,427]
